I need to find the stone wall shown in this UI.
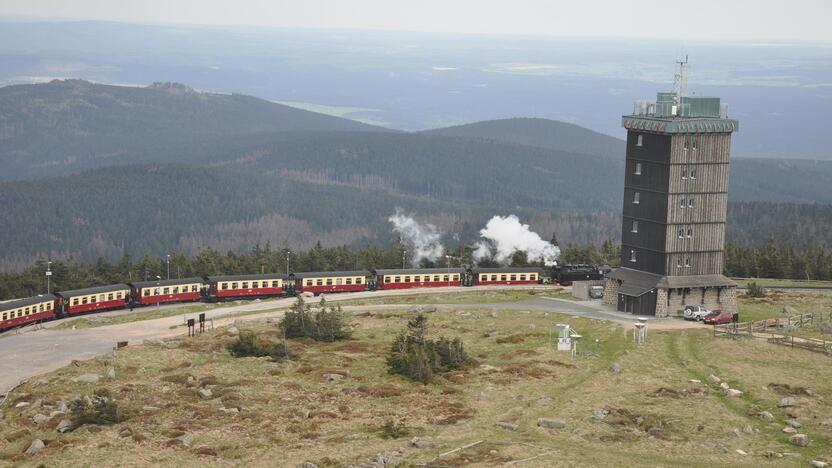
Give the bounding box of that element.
[602,278,619,306]
[664,285,738,316]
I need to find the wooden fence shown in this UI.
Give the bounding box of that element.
[714,311,832,356]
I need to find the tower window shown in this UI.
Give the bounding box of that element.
[687,228,693,238]
[680,197,686,208]
[684,139,688,150]
[677,259,682,268]
[633,192,640,204]
[631,220,639,233]
[634,162,642,175]
[629,250,637,263]
[692,139,698,150]
[677,228,684,238]
[689,198,695,208]
[685,258,691,268]
[682,168,687,179]
[690,169,696,179]
[636,134,643,147]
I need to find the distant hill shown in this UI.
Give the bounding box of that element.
[0,79,390,180]
[423,118,624,158]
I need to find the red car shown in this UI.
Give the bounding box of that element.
[703,309,733,325]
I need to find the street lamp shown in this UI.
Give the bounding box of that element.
[155,275,161,311]
[285,249,291,276]
[402,249,408,269]
[45,260,52,294]
[166,254,171,280]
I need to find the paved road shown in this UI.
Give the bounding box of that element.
[0,287,700,396]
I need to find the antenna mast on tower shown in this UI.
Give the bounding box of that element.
[673,55,689,106]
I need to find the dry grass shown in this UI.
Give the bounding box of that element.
[2,299,832,466]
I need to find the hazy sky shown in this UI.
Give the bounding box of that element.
[2,0,830,42]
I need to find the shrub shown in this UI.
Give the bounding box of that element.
[818,321,832,335]
[227,331,294,362]
[280,297,351,342]
[746,282,766,298]
[70,391,123,426]
[378,419,410,439]
[387,314,470,383]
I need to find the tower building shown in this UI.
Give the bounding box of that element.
[603,62,739,316]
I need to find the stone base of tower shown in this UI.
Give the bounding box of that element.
[606,268,737,318]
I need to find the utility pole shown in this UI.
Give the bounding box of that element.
[45,260,53,294]
[166,254,171,280]
[445,255,451,286]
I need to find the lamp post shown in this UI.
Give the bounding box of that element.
[445,255,452,287]
[402,250,407,269]
[45,260,52,294]
[155,275,161,311]
[166,254,171,280]
[285,249,291,276]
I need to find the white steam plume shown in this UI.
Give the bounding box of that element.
[388,208,445,266]
[473,215,560,266]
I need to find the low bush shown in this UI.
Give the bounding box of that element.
[387,314,471,384]
[746,282,766,298]
[280,296,351,342]
[227,331,294,362]
[378,419,410,439]
[70,390,124,426]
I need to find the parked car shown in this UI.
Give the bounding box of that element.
[589,285,604,299]
[703,309,733,325]
[683,305,711,321]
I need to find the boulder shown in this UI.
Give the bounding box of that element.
[689,379,701,384]
[197,389,213,399]
[789,434,809,447]
[226,326,240,336]
[193,446,218,457]
[409,437,432,448]
[177,432,194,447]
[106,367,116,379]
[726,389,743,397]
[74,373,101,383]
[32,413,50,424]
[119,427,132,438]
[608,363,621,374]
[15,402,29,408]
[495,421,519,431]
[742,425,754,434]
[779,396,796,407]
[25,439,45,455]
[783,427,797,434]
[592,408,609,421]
[756,411,774,422]
[782,305,799,316]
[488,310,498,318]
[56,419,77,433]
[785,419,802,428]
[300,463,320,468]
[735,449,747,456]
[56,401,68,412]
[31,399,42,409]
[323,373,345,382]
[708,374,721,384]
[537,418,566,429]
[810,461,829,468]
[142,406,161,412]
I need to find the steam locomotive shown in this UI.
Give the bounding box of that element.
[1,265,605,331]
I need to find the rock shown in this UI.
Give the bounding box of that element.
[36,378,50,385]
[779,396,796,407]
[488,310,498,318]
[410,437,432,448]
[32,413,50,424]
[708,374,721,384]
[789,434,809,447]
[56,401,68,412]
[732,428,742,437]
[15,401,29,408]
[25,439,45,455]
[323,373,345,382]
[810,461,829,468]
[177,432,194,447]
[608,363,621,374]
[300,463,320,468]
[783,427,797,433]
[757,411,774,422]
[49,411,65,418]
[781,452,801,458]
[720,382,730,390]
[142,406,161,412]
[31,399,42,409]
[119,427,132,437]
[142,432,154,439]
[106,367,116,379]
[197,389,213,399]
[592,408,609,421]
[743,425,754,434]
[495,421,519,431]
[763,450,783,459]
[226,326,240,336]
[735,449,747,456]
[537,418,566,429]
[74,373,100,383]
[689,379,701,384]
[57,419,77,433]
[726,389,743,397]
[785,419,801,428]
[186,376,196,387]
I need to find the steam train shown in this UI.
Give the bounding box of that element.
[0,265,604,331]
